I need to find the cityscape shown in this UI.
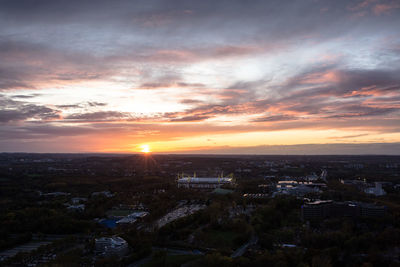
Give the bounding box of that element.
[1,0,400,266]
[0,153,399,266]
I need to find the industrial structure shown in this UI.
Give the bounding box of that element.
[177,173,234,189]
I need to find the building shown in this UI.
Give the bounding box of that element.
[320,169,327,181]
[66,204,85,211]
[301,200,333,220]
[305,173,319,181]
[360,202,387,217]
[301,200,386,221]
[274,181,326,197]
[71,197,88,204]
[340,179,367,187]
[92,191,114,198]
[41,192,71,197]
[177,177,233,189]
[116,211,149,225]
[95,236,129,257]
[364,182,386,196]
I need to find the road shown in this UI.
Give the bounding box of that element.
[231,236,258,258]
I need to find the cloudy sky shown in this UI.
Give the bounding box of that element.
[1,0,400,154]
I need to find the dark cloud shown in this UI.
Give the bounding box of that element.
[56,102,108,109]
[64,111,133,122]
[328,133,370,139]
[164,103,242,121]
[162,63,400,126]
[2,0,397,40]
[0,96,60,123]
[324,105,398,119]
[252,115,299,122]
[180,99,204,105]
[56,104,82,109]
[226,79,268,90]
[0,39,114,90]
[165,143,400,155]
[138,81,205,89]
[169,115,211,122]
[238,65,400,120]
[0,66,35,90]
[87,102,107,107]
[0,106,59,123]
[282,67,400,98]
[11,94,42,99]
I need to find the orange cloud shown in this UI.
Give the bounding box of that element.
[373,2,400,15]
[299,71,340,84]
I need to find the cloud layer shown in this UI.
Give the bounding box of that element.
[0,0,399,153]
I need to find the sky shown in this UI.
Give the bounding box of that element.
[0,0,400,154]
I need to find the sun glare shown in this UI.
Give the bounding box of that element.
[140,144,151,153]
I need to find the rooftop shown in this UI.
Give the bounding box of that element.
[305,200,334,205]
[178,177,232,183]
[95,236,127,247]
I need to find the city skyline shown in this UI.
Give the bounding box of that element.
[1,0,400,153]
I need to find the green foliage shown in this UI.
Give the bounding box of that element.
[0,232,31,250]
[95,256,121,267]
[44,248,87,267]
[251,196,302,249]
[143,253,201,267]
[1,207,94,234]
[187,253,233,267]
[196,229,244,250]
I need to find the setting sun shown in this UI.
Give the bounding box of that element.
[140,144,151,153]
